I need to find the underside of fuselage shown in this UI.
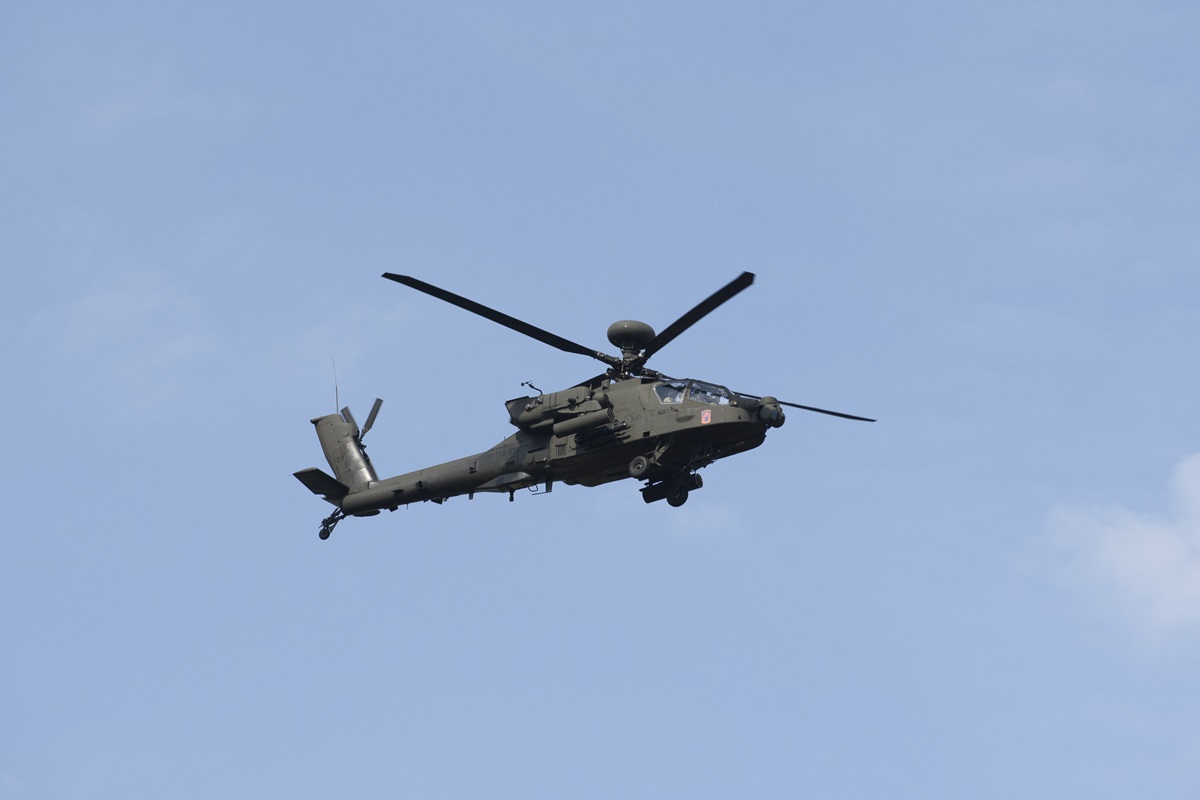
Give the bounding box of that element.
[553,419,769,488]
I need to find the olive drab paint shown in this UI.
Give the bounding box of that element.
[295,272,874,540]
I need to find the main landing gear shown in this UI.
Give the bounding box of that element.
[629,455,651,479]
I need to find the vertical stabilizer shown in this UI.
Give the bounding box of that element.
[311,411,379,492]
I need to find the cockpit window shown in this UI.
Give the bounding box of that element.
[688,381,733,405]
[654,381,687,404]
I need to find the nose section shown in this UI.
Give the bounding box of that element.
[756,396,786,428]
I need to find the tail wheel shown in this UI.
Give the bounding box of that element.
[667,489,689,507]
[317,509,345,540]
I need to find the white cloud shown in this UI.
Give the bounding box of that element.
[1051,453,1200,634]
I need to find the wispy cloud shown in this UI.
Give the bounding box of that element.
[578,486,747,539]
[1051,453,1200,635]
[26,277,217,411]
[70,64,247,147]
[666,501,747,538]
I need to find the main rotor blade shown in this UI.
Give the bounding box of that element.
[740,393,875,422]
[642,271,755,362]
[778,400,875,422]
[383,273,615,365]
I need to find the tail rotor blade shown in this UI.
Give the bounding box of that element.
[341,406,360,438]
[361,398,383,438]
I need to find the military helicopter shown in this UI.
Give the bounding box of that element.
[295,272,873,539]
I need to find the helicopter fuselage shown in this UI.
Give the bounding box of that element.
[299,376,784,530]
[295,271,870,539]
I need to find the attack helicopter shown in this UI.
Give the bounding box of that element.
[295,272,873,539]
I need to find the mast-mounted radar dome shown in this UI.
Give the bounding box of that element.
[607,320,656,353]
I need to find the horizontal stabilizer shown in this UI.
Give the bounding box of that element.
[294,467,349,503]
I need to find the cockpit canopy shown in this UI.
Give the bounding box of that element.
[653,379,735,406]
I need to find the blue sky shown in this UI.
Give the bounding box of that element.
[4,1,1200,797]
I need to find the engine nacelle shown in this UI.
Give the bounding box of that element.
[552,409,614,437]
[506,386,611,430]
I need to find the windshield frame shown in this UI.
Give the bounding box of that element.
[686,380,734,406]
[653,379,735,406]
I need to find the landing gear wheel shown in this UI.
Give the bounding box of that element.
[667,489,689,507]
[317,509,345,540]
[629,455,651,479]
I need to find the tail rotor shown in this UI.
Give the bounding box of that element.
[341,397,384,445]
[295,396,386,540]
